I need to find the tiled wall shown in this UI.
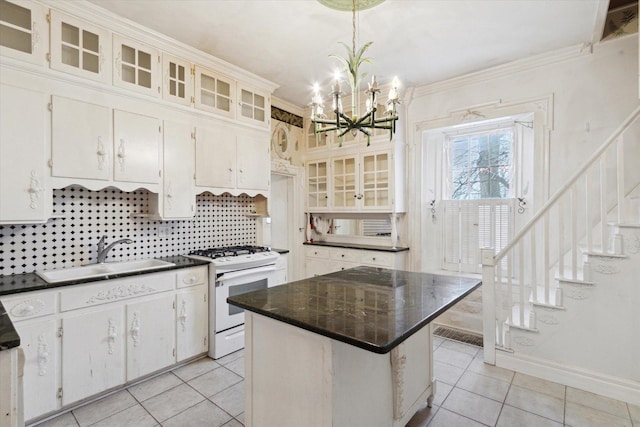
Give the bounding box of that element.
[0,187,257,276]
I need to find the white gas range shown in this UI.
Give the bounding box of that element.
[187,245,280,359]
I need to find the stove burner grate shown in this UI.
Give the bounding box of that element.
[189,245,271,259]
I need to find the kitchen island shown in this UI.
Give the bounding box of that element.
[228,266,481,427]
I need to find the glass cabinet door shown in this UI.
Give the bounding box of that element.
[113,34,160,97]
[306,119,327,150]
[162,53,193,106]
[0,0,47,65]
[361,152,390,208]
[332,156,357,208]
[238,85,269,126]
[49,11,110,83]
[194,66,235,118]
[306,160,328,209]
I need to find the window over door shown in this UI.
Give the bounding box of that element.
[446,127,513,200]
[442,124,517,273]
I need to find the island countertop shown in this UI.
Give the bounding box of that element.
[228,266,481,354]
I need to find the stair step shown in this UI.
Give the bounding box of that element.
[583,251,627,259]
[615,223,640,229]
[505,304,539,332]
[556,276,594,285]
[530,285,565,309]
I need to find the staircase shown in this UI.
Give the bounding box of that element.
[481,105,640,404]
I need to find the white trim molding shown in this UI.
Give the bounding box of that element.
[496,350,640,406]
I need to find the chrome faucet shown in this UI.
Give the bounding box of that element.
[97,236,133,264]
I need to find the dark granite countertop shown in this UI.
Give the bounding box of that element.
[0,300,20,350]
[271,248,290,254]
[303,241,409,252]
[0,256,210,297]
[228,266,481,354]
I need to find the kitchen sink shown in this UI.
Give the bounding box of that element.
[36,259,175,283]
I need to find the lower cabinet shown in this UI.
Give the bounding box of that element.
[304,245,407,278]
[273,253,288,286]
[0,265,209,422]
[176,285,208,362]
[62,305,126,405]
[126,294,176,380]
[16,318,59,421]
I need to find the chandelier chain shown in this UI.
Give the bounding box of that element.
[352,0,356,57]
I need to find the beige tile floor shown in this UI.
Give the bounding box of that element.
[34,337,639,427]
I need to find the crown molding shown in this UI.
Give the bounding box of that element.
[412,43,592,98]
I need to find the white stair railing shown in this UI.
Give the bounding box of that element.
[482,105,640,364]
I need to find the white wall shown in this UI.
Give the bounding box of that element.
[407,34,639,272]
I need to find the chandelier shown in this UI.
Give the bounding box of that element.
[310,0,400,146]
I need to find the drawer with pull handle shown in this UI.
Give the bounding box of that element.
[176,266,208,288]
[359,252,393,267]
[304,246,330,259]
[329,248,360,263]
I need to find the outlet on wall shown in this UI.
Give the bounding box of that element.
[158,225,171,238]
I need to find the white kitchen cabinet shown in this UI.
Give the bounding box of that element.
[195,124,269,195]
[49,10,110,83]
[332,155,358,209]
[51,95,111,181]
[305,118,328,151]
[0,0,47,65]
[51,96,162,190]
[149,120,195,219]
[195,125,236,190]
[237,85,269,127]
[273,253,288,286]
[0,290,59,420]
[304,246,338,278]
[176,285,208,362]
[306,160,329,210]
[332,150,392,211]
[126,293,176,380]
[0,84,49,224]
[305,149,396,212]
[1,266,209,421]
[12,317,59,421]
[304,245,407,278]
[194,65,235,118]
[113,109,162,184]
[61,305,125,405]
[236,129,270,191]
[113,34,161,98]
[162,53,193,106]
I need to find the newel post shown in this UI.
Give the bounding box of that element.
[481,248,497,365]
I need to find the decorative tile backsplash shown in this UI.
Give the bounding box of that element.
[0,187,257,276]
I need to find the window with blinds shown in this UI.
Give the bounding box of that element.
[443,199,515,273]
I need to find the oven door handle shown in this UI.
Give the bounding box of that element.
[216,265,277,284]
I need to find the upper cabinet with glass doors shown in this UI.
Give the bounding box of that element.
[237,85,269,127]
[0,0,47,65]
[49,11,110,83]
[305,149,400,213]
[113,34,161,98]
[162,53,192,106]
[194,66,235,118]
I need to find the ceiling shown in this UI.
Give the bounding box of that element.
[87,0,607,109]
